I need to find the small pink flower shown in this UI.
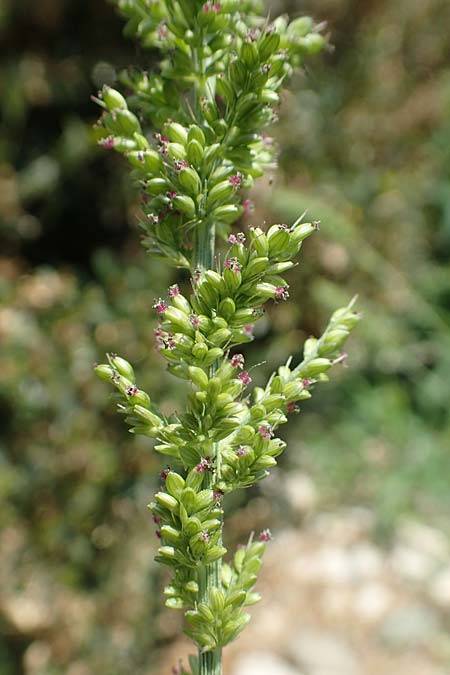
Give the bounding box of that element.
[155,133,169,155]
[165,334,176,350]
[259,529,272,542]
[195,456,212,473]
[231,353,245,369]
[99,136,115,150]
[213,490,223,503]
[174,159,189,173]
[258,425,274,440]
[200,531,210,543]
[302,379,312,388]
[224,257,242,273]
[152,515,161,525]
[153,298,167,314]
[160,468,170,481]
[243,324,254,335]
[229,232,246,245]
[168,284,180,298]
[156,530,162,539]
[203,2,220,12]
[126,385,138,396]
[238,371,252,386]
[235,446,248,457]
[192,269,201,284]
[275,285,289,301]
[229,173,242,188]
[189,313,200,328]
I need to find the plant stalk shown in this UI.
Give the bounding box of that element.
[194,219,222,675]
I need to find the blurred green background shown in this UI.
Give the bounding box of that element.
[1,0,450,673]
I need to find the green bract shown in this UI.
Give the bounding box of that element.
[94,2,359,674]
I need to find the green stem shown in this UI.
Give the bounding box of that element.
[194,219,215,271]
[194,220,222,675]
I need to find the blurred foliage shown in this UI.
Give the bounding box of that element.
[1,0,450,673]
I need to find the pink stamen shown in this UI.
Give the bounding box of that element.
[99,136,115,150]
[224,257,242,273]
[275,285,289,301]
[259,529,272,542]
[258,425,274,440]
[153,298,167,314]
[231,353,245,369]
[189,313,200,328]
[229,173,243,188]
[238,371,252,386]
[168,284,180,298]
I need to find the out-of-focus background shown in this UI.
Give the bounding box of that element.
[1,0,450,673]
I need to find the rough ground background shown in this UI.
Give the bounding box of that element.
[160,483,450,675]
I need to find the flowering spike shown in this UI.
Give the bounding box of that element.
[93,2,360,672]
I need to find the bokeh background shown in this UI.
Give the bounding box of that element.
[1,0,450,673]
